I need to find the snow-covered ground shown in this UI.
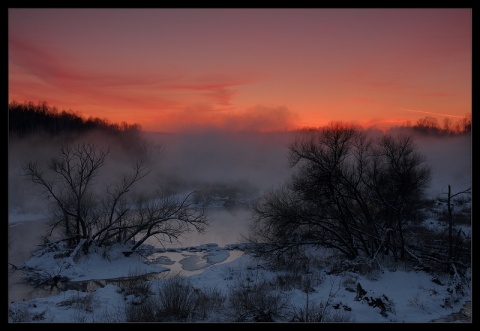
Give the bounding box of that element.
[8,212,471,323]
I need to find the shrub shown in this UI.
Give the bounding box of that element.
[156,276,198,322]
[57,292,97,312]
[227,272,290,322]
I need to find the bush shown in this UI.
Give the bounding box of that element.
[125,296,158,322]
[156,276,198,322]
[227,272,290,322]
[190,286,226,321]
[8,304,34,323]
[57,292,97,313]
[123,276,227,322]
[117,269,154,300]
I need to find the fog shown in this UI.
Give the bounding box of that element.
[7,127,472,305]
[413,133,472,197]
[142,130,295,199]
[8,128,471,221]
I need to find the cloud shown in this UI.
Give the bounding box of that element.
[348,96,375,104]
[410,92,454,98]
[224,105,298,132]
[169,104,298,132]
[9,36,260,130]
[397,108,464,118]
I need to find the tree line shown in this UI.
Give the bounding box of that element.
[8,100,142,138]
[9,101,471,138]
[409,114,471,135]
[8,100,155,160]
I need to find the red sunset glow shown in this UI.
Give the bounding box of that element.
[8,8,471,132]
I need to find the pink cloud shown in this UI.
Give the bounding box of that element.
[9,36,259,129]
[411,92,454,98]
[397,108,464,119]
[169,104,298,132]
[348,97,375,104]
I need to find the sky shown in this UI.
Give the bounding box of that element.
[8,8,472,132]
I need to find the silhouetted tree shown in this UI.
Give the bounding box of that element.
[443,117,453,134]
[249,122,431,266]
[436,185,471,269]
[411,114,471,135]
[414,116,440,135]
[23,142,209,257]
[457,113,472,133]
[369,134,431,259]
[8,100,144,138]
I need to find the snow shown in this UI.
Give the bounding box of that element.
[8,213,471,323]
[7,132,472,323]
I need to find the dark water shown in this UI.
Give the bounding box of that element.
[8,207,251,303]
[8,219,52,303]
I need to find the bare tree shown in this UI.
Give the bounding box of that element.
[436,185,471,267]
[24,143,109,248]
[368,134,431,259]
[414,116,440,134]
[23,141,209,256]
[249,122,431,265]
[443,117,453,133]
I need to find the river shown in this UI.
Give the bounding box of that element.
[8,207,252,304]
[8,209,471,323]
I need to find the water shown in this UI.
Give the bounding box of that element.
[8,219,52,303]
[144,207,251,248]
[8,207,251,303]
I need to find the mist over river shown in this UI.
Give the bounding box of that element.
[8,129,471,307]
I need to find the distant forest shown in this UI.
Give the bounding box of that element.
[8,100,471,137]
[408,113,471,136]
[8,101,142,138]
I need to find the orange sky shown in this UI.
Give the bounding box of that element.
[8,8,472,132]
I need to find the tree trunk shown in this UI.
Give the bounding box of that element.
[448,185,453,261]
